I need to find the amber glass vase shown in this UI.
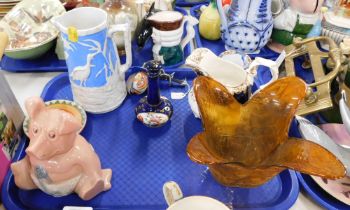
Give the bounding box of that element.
[101,0,138,55]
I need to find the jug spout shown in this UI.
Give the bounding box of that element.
[216,0,228,35]
[51,15,65,33]
[51,7,108,35]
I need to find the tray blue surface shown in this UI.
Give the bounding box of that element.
[190,4,279,60]
[0,7,190,73]
[0,47,68,73]
[2,67,299,210]
[175,0,209,7]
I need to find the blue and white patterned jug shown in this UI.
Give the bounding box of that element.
[52,7,132,113]
[217,0,273,53]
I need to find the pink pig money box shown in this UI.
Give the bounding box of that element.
[11,96,112,200]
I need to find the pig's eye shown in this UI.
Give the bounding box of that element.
[48,131,56,140]
[32,127,39,135]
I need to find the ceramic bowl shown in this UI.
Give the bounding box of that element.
[163,181,230,210]
[296,116,350,176]
[311,123,350,206]
[167,196,230,210]
[0,0,65,59]
[311,175,350,206]
[23,99,87,136]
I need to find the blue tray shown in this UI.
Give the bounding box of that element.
[2,67,299,210]
[0,47,68,73]
[190,4,279,60]
[0,7,190,73]
[175,0,209,7]
[296,172,350,210]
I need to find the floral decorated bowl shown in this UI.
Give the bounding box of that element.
[0,0,65,59]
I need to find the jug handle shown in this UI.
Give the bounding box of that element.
[271,0,285,17]
[180,16,199,50]
[108,23,132,75]
[163,181,183,206]
[247,57,279,90]
[135,0,145,21]
[216,0,228,30]
[0,32,8,61]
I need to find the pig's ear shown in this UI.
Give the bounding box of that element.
[60,113,82,135]
[25,96,45,118]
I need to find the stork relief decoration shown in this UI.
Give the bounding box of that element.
[52,7,132,113]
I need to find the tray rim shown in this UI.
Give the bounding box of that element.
[296,172,349,210]
[175,0,209,7]
[1,136,29,210]
[2,68,300,210]
[0,7,191,73]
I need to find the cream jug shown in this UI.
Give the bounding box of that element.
[52,7,132,113]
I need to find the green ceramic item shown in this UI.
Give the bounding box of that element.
[4,38,56,60]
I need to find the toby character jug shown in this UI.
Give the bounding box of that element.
[147,10,198,66]
[52,7,132,113]
[270,0,324,50]
[216,0,273,53]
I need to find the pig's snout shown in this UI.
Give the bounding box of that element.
[26,147,49,160]
[26,136,50,160]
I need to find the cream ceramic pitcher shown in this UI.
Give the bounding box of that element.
[52,7,132,113]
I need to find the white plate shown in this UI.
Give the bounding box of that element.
[312,175,350,206]
[311,123,350,206]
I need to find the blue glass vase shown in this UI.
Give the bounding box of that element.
[135,60,173,127]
